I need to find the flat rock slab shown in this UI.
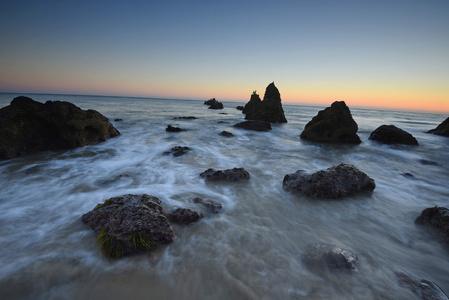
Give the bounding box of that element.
[200,167,250,181]
[369,124,419,145]
[283,163,375,198]
[82,194,175,258]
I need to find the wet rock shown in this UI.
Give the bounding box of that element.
[173,116,198,120]
[427,117,449,137]
[81,194,176,258]
[243,83,287,123]
[283,163,375,198]
[204,98,223,109]
[219,131,234,137]
[163,146,191,157]
[233,120,272,132]
[302,243,358,271]
[193,197,223,214]
[200,167,250,181]
[114,118,123,122]
[419,159,441,166]
[369,125,419,145]
[395,270,449,300]
[300,101,361,144]
[168,208,204,225]
[0,96,120,160]
[415,206,449,242]
[166,125,186,132]
[25,165,43,174]
[236,106,244,111]
[402,172,415,179]
[101,173,132,185]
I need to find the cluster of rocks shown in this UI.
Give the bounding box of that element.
[163,146,191,157]
[241,83,287,123]
[204,98,223,109]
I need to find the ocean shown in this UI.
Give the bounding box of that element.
[0,93,448,299]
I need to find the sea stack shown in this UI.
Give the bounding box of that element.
[300,101,361,144]
[243,82,287,123]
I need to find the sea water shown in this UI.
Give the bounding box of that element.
[0,93,448,299]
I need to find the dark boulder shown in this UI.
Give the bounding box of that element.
[204,98,223,109]
[233,120,272,132]
[163,146,191,157]
[427,117,449,137]
[166,125,186,132]
[283,163,375,198]
[219,130,234,137]
[200,167,250,181]
[300,101,361,144]
[302,243,358,271]
[415,206,449,242]
[173,116,198,120]
[0,96,120,159]
[369,125,419,145]
[395,270,449,300]
[168,208,204,225]
[243,83,287,123]
[193,197,223,214]
[236,106,244,111]
[81,194,176,258]
[114,118,123,122]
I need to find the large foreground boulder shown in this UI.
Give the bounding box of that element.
[243,83,287,123]
[283,163,375,198]
[427,117,449,137]
[82,194,176,258]
[0,96,120,159]
[415,206,449,242]
[300,101,361,144]
[302,243,358,271]
[369,125,419,145]
[200,167,250,181]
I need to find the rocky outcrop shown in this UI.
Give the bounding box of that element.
[283,163,375,198]
[200,167,250,181]
[302,243,358,271]
[163,146,191,157]
[369,125,419,145]
[168,208,204,225]
[166,125,186,132]
[204,98,223,109]
[427,117,449,137]
[415,206,449,242]
[219,131,234,137]
[395,270,449,300]
[193,197,223,214]
[233,120,272,131]
[243,84,287,123]
[82,194,176,258]
[300,101,361,144]
[0,96,120,159]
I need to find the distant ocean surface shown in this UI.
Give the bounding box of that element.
[0,92,448,299]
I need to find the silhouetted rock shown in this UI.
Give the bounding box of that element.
[233,120,272,131]
[168,208,204,225]
[302,243,358,271]
[163,146,191,157]
[283,163,375,198]
[415,206,449,242]
[114,118,123,122]
[166,125,186,132]
[369,125,419,145]
[193,197,223,214]
[243,83,287,123]
[173,116,198,120]
[219,131,234,137]
[204,98,223,109]
[81,194,176,258]
[300,101,361,144]
[236,106,244,111]
[427,117,449,137]
[395,270,449,300]
[200,167,250,181]
[0,96,120,159]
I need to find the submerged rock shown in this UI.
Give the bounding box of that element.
[81,194,175,258]
[200,167,250,181]
[219,130,234,137]
[302,243,358,271]
[0,96,120,159]
[166,125,186,132]
[173,116,198,120]
[283,163,375,198]
[300,101,361,144]
[204,98,223,109]
[415,206,449,242]
[243,83,287,123]
[369,125,419,145]
[168,208,204,225]
[163,146,191,157]
[193,197,223,214]
[427,117,449,137]
[395,270,449,300]
[236,106,244,111]
[233,120,272,131]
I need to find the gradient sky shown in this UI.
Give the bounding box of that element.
[1,0,448,112]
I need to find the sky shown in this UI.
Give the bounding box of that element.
[1,0,448,112]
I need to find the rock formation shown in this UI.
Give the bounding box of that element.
[219,130,234,137]
[302,243,358,271]
[200,167,250,181]
[166,125,186,132]
[283,163,375,198]
[415,206,449,242]
[82,194,176,258]
[369,125,419,145]
[427,117,449,137]
[0,96,120,159]
[163,146,191,156]
[233,120,272,131]
[395,270,449,300]
[204,98,223,109]
[193,197,223,214]
[243,83,287,123]
[300,101,361,144]
[168,208,204,225]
